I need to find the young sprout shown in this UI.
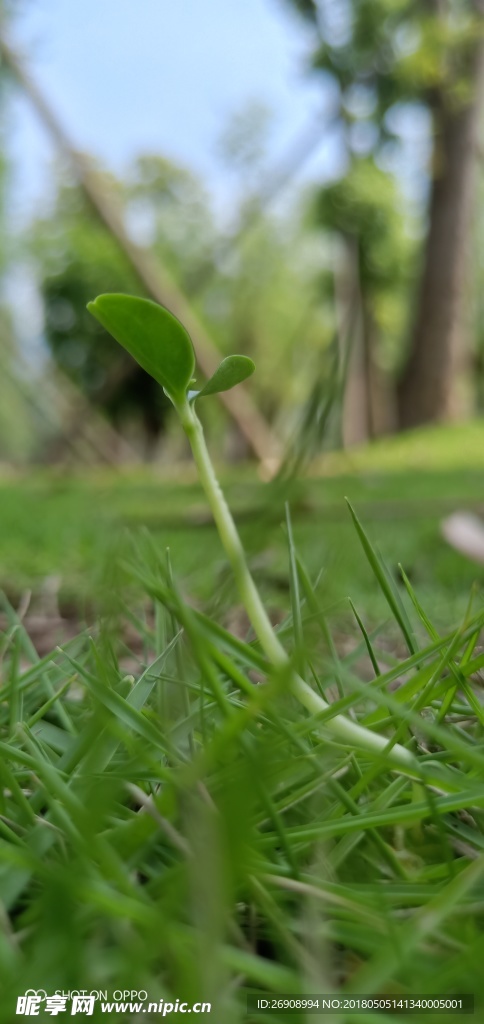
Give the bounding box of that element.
[88,294,416,772]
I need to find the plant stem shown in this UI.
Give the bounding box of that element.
[177,398,417,773]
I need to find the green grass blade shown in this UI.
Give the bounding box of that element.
[345,500,417,655]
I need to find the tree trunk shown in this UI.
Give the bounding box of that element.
[398,36,484,428]
[338,239,394,445]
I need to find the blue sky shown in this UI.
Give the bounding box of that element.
[7,0,339,219]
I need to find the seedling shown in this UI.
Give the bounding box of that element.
[88,294,416,771]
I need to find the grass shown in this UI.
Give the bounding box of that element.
[2,422,484,1021]
[2,421,484,623]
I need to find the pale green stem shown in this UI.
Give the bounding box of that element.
[177,397,417,774]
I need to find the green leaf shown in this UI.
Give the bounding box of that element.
[87,294,195,401]
[192,355,255,400]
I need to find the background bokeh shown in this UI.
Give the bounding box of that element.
[3,0,483,471]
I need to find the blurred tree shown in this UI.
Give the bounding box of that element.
[314,158,414,441]
[397,3,484,425]
[281,0,484,429]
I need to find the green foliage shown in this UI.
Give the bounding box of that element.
[316,160,408,287]
[315,158,414,357]
[192,355,255,400]
[303,0,481,120]
[88,294,195,402]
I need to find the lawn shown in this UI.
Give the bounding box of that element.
[1,421,484,1023]
[1,420,483,626]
